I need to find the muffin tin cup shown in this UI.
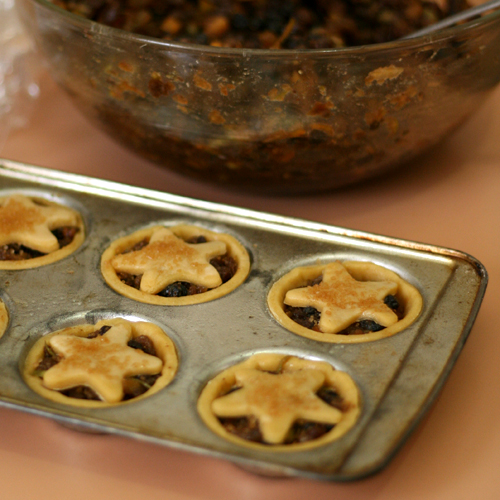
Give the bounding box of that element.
[0,158,487,480]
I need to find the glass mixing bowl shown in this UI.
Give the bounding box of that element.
[16,0,500,194]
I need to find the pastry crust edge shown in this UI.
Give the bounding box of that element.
[0,300,8,339]
[23,318,178,408]
[197,352,361,451]
[100,224,250,305]
[0,197,85,270]
[267,261,423,344]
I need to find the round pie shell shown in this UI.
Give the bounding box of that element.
[197,353,361,451]
[101,224,250,305]
[0,196,85,270]
[268,261,423,343]
[23,318,178,408]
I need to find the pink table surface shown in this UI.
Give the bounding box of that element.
[1,72,500,500]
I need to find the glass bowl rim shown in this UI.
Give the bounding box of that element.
[27,0,500,58]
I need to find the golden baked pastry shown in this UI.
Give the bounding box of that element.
[198,353,360,450]
[0,299,8,339]
[24,318,178,407]
[0,194,85,269]
[101,224,250,305]
[268,261,422,343]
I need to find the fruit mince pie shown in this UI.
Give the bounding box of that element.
[268,261,422,343]
[0,194,85,270]
[0,299,8,339]
[101,224,250,305]
[23,318,178,407]
[197,353,360,450]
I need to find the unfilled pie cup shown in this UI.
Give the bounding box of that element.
[268,260,423,343]
[197,352,361,451]
[101,224,250,305]
[0,194,85,270]
[23,318,178,408]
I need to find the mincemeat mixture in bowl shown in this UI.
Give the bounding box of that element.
[17,0,500,193]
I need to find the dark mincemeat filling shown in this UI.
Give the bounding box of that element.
[218,379,347,444]
[50,0,470,49]
[117,235,238,297]
[285,276,404,334]
[34,325,161,401]
[0,227,80,261]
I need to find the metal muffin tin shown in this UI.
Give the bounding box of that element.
[0,159,487,480]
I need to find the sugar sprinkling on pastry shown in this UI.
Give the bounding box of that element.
[198,353,361,450]
[0,194,79,254]
[268,261,423,343]
[284,262,399,334]
[110,227,227,294]
[101,225,250,305]
[211,367,342,444]
[42,322,163,403]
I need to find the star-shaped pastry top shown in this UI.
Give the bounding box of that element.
[0,195,79,253]
[110,227,227,294]
[284,262,399,334]
[42,322,163,403]
[211,368,342,444]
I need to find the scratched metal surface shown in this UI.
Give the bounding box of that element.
[0,159,487,480]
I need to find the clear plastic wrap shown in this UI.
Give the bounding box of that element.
[0,0,40,151]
